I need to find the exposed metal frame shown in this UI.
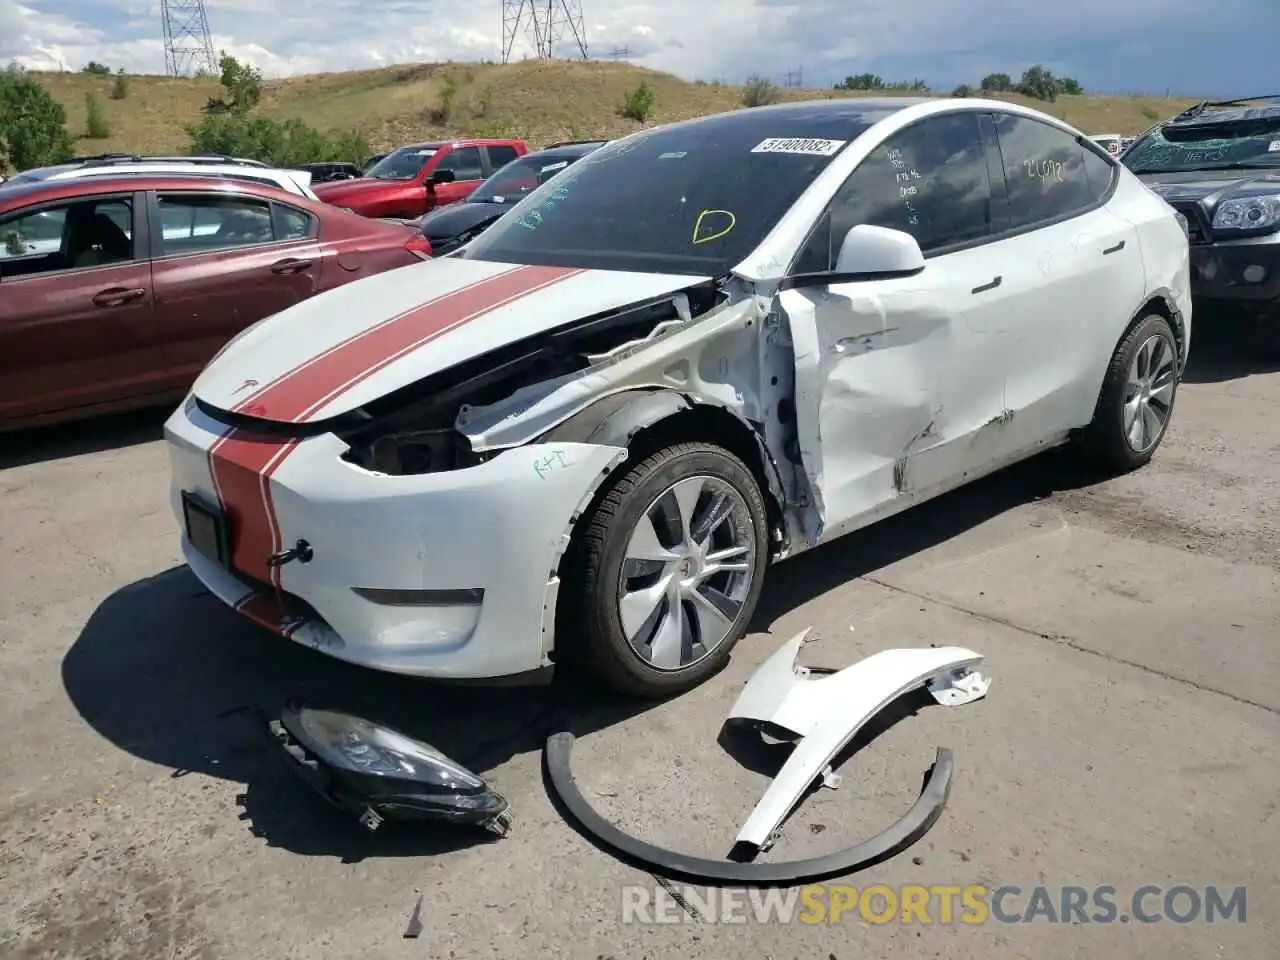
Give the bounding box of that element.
[161,0,218,78]
[500,0,589,64]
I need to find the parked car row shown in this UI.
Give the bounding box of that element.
[0,160,429,430]
[8,89,1278,443]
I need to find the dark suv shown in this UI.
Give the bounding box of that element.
[412,140,607,255]
[1123,95,1280,322]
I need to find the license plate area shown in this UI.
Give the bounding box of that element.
[182,491,231,567]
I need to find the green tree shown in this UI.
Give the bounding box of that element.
[619,81,654,122]
[82,61,111,76]
[0,65,75,172]
[84,92,110,139]
[1056,76,1083,95]
[741,74,782,107]
[185,113,368,167]
[1017,65,1059,101]
[952,84,974,98]
[834,73,884,91]
[884,78,929,91]
[980,72,1013,92]
[217,51,263,113]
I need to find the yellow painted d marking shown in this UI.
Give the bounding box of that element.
[692,209,736,244]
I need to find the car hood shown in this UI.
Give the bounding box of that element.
[419,201,504,240]
[191,257,710,425]
[313,177,410,202]
[1138,169,1280,204]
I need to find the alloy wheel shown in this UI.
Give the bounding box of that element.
[616,475,758,671]
[1122,333,1176,454]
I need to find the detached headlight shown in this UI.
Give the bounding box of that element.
[1211,195,1280,234]
[271,703,511,835]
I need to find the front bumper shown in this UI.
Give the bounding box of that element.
[1189,235,1280,309]
[165,399,626,679]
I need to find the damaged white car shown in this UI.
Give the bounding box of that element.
[165,97,1191,697]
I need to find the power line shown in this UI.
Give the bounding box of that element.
[160,0,218,78]
[783,66,803,88]
[500,0,589,64]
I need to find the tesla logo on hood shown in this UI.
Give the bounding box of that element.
[231,378,259,395]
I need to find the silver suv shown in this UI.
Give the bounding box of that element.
[2,154,318,200]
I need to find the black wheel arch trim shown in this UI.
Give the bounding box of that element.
[544,732,953,887]
[539,387,791,553]
[1140,290,1188,369]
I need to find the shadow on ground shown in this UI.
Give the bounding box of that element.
[1181,308,1280,384]
[61,566,657,861]
[0,406,170,470]
[61,439,1106,862]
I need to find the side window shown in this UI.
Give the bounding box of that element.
[1080,147,1117,203]
[486,145,520,170]
[798,112,993,271]
[0,197,134,279]
[993,113,1097,228]
[156,194,276,255]
[272,204,315,241]
[435,147,485,181]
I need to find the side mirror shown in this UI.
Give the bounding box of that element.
[428,169,456,185]
[834,224,925,276]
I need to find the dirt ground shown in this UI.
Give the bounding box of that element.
[1,322,1277,959]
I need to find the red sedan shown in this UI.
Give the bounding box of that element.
[0,174,431,431]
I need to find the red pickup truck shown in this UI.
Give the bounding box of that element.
[312,139,528,219]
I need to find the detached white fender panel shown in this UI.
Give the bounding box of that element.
[728,630,990,851]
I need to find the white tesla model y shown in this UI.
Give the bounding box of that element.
[165,96,1191,697]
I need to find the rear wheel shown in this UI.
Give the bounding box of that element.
[560,442,769,698]
[1078,313,1180,471]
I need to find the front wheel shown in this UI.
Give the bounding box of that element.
[1078,313,1180,472]
[559,442,770,698]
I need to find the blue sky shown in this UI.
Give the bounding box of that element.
[1,0,1272,98]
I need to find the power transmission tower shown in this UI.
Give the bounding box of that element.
[784,67,803,88]
[161,0,218,77]
[608,45,630,59]
[500,0,589,64]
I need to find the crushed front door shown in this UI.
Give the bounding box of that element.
[778,244,1020,543]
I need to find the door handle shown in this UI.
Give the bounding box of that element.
[971,276,1002,294]
[1103,240,1126,255]
[270,258,313,274]
[92,287,146,307]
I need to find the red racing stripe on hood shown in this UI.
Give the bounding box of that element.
[208,434,298,587]
[206,262,584,588]
[234,263,585,423]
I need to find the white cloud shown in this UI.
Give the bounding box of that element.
[1,0,1266,97]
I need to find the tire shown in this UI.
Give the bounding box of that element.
[1078,313,1180,472]
[559,442,770,698]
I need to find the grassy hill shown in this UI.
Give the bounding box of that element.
[34,59,1197,160]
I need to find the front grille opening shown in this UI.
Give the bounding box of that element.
[339,427,488,475]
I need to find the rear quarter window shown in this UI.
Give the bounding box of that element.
[994,113,1101,228]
